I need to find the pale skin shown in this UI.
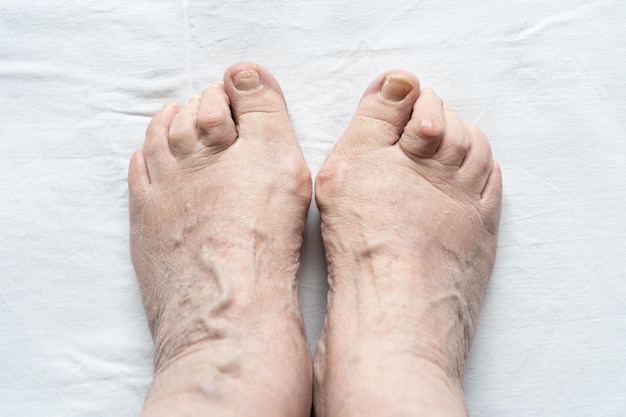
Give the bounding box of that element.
[129,62,502,416]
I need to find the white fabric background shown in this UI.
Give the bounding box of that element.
[1,0,625,415]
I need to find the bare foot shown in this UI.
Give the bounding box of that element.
[128,63,312,417]
[313,71,502,416]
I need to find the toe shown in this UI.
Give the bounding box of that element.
[143,102,180,181]
[399,90,469,167]
[429,107,471,167]
[223,62,294,142]
[197,82,237,151]
[480,161,503,235]
[458,123,495,193]
[128,149,150,212]
[338,71,420,149]
[398,88,445,159]
[168,96,201,156]
[128,149,150,191]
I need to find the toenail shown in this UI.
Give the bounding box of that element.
[380,75,415,102]
[233,68,261,92]
[189,96,201,103]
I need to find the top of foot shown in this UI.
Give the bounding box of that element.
[314,70,502,416]
[128,64,312,416]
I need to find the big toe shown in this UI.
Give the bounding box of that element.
[336,70,421,149]
[223,62,295,144]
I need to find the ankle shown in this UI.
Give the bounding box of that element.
[314,349,467,417]
[147,344,241,406]
[145,343,313,417]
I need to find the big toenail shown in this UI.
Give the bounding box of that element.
[233,69,261,92]
[380,75,415,102]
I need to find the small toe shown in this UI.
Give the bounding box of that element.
[480,161,503,235]
[128,149,150,214]
[458,123,495,193]
[339,71,420,148]
[482,160,503,201]
[428,108,470,167]
[168,97,201,156]
[128,149,150,192]
[143,102,180,181]
[398,88,445,159]
[223,62,294,142]
[197,82,237,151]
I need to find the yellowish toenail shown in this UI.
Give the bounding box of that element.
[380,75,415,102]
[188,96,201,103]
[233,68,261,92]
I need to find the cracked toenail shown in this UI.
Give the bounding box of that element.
[380,75,415,102]
[233,69,261,92]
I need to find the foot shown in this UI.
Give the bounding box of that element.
[313,71,502,416]
[128,63,312,417]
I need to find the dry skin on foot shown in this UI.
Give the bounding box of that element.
[313,72,502,417]
[128,63,313,417]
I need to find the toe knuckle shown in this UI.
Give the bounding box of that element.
[198,110,228,130]
[418,118,444,138]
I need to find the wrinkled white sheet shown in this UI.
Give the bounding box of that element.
[1,0,625,415]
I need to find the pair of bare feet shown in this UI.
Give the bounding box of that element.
[128,62,501,416]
